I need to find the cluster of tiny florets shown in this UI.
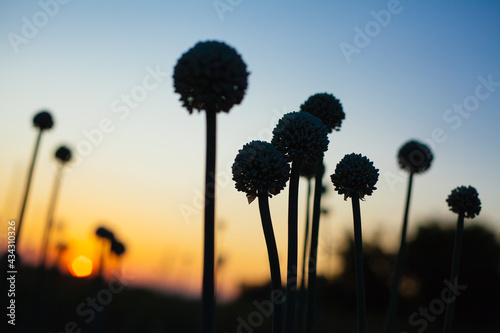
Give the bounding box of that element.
[446,186,481,218]
[271,111,329,164]
[173,40,249,113]
[300,93,345,133]
[232,140,290,199]
[397,140,433,174]
[331,153,379,200]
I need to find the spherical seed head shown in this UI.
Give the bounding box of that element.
[331,153,379,200]
[300,93,345,133]
[173,40,249,114]
[232,140,290,201]
[397,140,433,174]
[95,226,114,241]
[111,240,126,256]
[446,186,481,218]
[33,111,54,130]
[271,111,329,164]
[55,146,72,163]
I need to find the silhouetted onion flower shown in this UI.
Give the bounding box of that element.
[443,186,481,333]
[397,140,433,174]
[271,111,328,332]
[300,92,345,133]
[272,111,329,164]
[33,111,54,130]
[232,140,290,202]
[95,226,114,279]
[173,40,249,114]
[96,226,114,241]
[111,239,126,257]
[331,153,379,333]
[331,153,379,201]
[40,145,73,269]
[55,146,72,163]
[384,140,434,333]
[16,110,55,248]
[300,92,345,332]
[232,140,288,333]
[446,186,481,219]
[173,40,249,333]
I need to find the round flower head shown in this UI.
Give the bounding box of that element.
[331,153,379,200]
[271,111,329,164]
[95,226,114,241]
[111,239,126,256]
[397,140,433,174]
[33,111,54,130]
[55,146,72,163]
[173,40,249,114]
[300,93,345,133]
[232,140,290,202]
[446,186,481,218]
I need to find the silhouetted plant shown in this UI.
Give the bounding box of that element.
[331,153,379,333]
[173,40,249,333]
[232,140,290,333]
[272,111,328,331]
[443,186,481,333]
[384,139,433,333]
[95,226,115,278]
[17,110,54,248]
[300,92,345,333]
[40,145,72,269]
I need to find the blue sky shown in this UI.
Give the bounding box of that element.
[1,0,499,296]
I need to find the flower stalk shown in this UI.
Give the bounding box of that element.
[384,172,414,333]
[258,193,283,333]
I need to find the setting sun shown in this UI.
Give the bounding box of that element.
[69,255,93,278]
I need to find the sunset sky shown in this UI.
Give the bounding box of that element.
[1,0,499,299]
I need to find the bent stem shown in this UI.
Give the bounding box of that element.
[284,158,302,333]
[384,172,414,333]
[352,196,367,333]
[305,160,324,333]
[202,110,217,333]
[258,193,283,333]
[442,213,465,333]
[17,129,43,248]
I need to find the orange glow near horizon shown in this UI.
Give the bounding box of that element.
[69,255,93,277]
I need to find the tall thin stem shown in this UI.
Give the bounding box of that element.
[300,178,312,291]
[258,193,283,333]
[16,129,43,248]
[384,172,414,333]
[40,165,63,268]
[305,160,324,333]
[442,213,465,333]
[202,110,216,333]
[352,196,367,333]
[284,158,302,333]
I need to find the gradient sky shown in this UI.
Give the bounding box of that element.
[1,0,499,299]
